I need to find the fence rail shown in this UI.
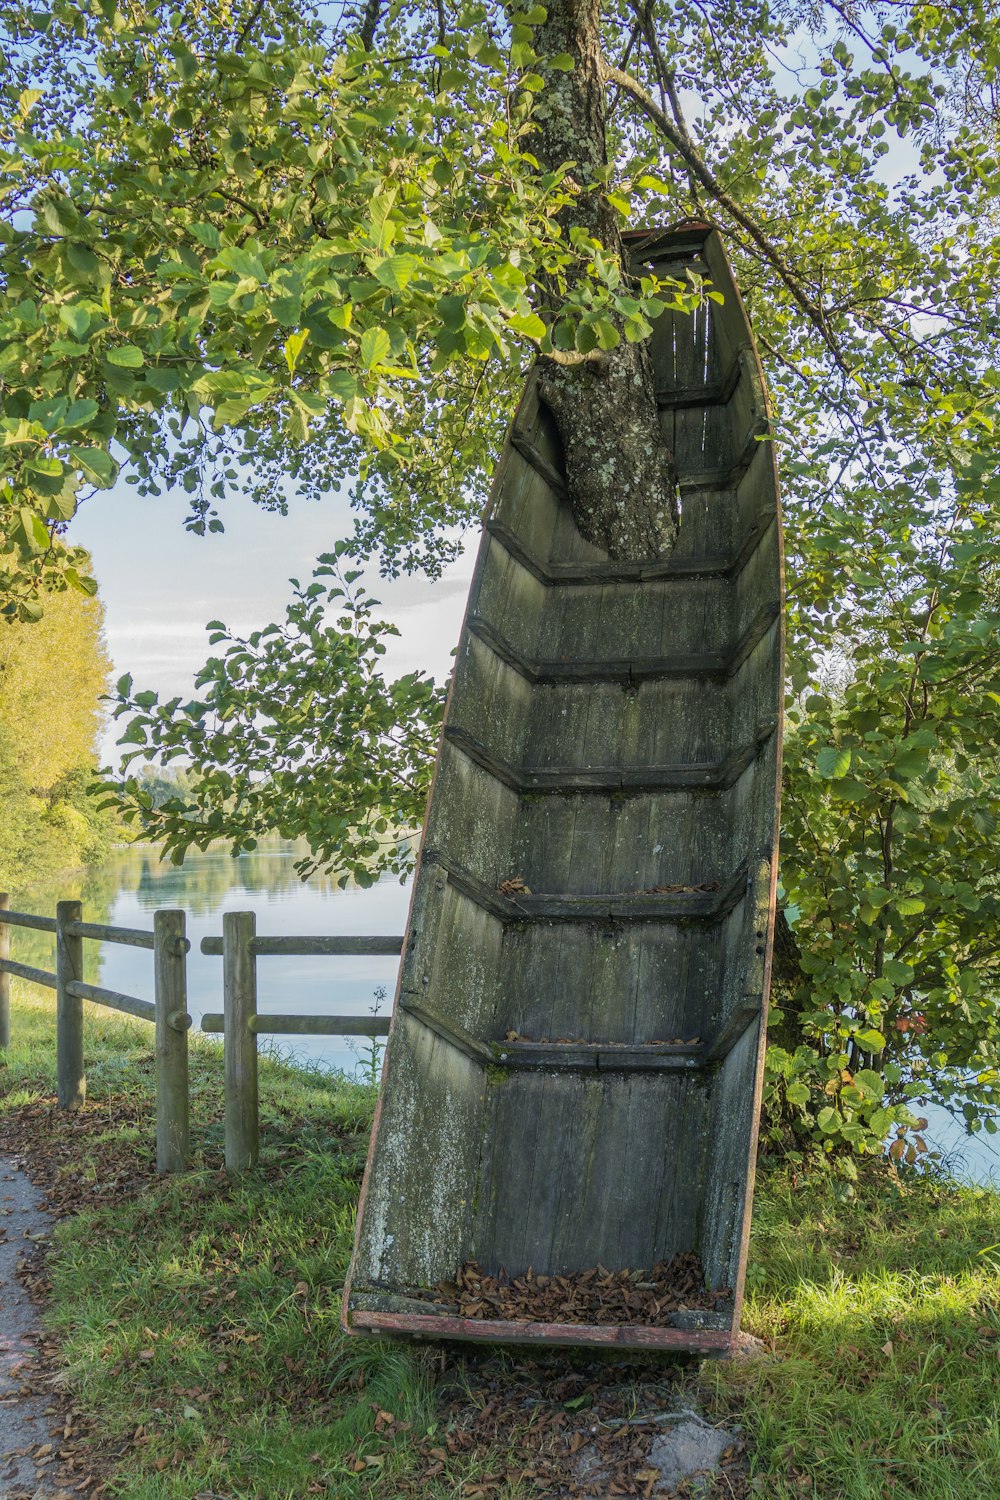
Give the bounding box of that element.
[0,893,400,1175]
[66,920,156,951]
[0,894,191,1169]
[0,959,58,991]
[199,934,404,956]
[0,907,58,933]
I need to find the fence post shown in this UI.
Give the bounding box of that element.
[0,893,9,1050]
[223,910,258,1170]
[56,899,85,1109]
[154,909,191,1173]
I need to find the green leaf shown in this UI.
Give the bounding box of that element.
[58,304,91,340]
[215,247,266,282]
[854,1068,886,1099]
[43,487,78,523]
[636,173,673,195]
[855,1028,886,1052]
[436,294,467,332]
[106,345,144,369]
[66,242,100,276]
[507,311,547,340]
[373,255,420,292]
[325,369,359,403]
[68,446,117,486]
[283,329,309,375]
[360,326,392,369]
[893,749,930,779]
[895,896,926,917]
[40,195,80,237]
[25,455,63,479]
[882,959,914,986]
[589,316,619,350]
[16,508,51,552]
[368,190,397,253]
[118,720,150,746]
[548,52,575,70]
[63,399,99,429]
[816,746,852,778]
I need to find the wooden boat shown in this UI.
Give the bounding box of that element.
[343,224,784,1355]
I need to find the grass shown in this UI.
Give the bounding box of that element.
[2,981,1000,1498]
[709,1167,1000,1499]
[0,986,447,1498]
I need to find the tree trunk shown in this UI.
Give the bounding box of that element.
[531,0,678,560]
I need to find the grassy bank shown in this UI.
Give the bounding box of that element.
[1,983,999,1498]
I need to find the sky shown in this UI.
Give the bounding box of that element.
[69,479,477,764]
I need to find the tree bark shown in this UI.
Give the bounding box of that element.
[530,0,678,560]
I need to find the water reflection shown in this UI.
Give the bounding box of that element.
[10,842,412,1077]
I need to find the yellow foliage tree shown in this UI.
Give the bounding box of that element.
[0,579,112,890]
[0,586,109,792]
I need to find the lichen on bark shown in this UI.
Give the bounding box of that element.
[531,0,679,561]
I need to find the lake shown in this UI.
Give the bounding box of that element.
[11,842,411,1079]
[10,842,1000,1184]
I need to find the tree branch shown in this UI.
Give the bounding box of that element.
[601,62,850,372]
[357,0,385,50]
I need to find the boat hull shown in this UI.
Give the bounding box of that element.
[344,225,784,1354]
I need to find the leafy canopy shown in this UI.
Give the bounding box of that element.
[4,0,1000,1149]
[1,0,705,609]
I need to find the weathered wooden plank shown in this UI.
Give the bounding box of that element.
[0,908,57,933]
[705,1000,761,1063]
[473,1072,716,1276]
[0,895,8,1048]
[65,920,155,950]
[442,720,777,794]
[466,604,778,684]
[350,1011,488,1289]
[65,979,155,1024]
[490,1039,704,1072]
[223,910,258,1170]
[549,576,731,665]
[348,1307,732,1353]
[239,1013,394,1037]
[512,414,768,498]
[154,909,190,1174]
[200,934,404,956]
[679,420,770,492]
[485,518,745,582]
[426,851,748,924]
[398,999,494,1064]
[56,900,85,1109]
[0,958,57,990]
[656,344,744,409]
[510,428,564,495]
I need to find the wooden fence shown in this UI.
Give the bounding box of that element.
[0,894,401,1174]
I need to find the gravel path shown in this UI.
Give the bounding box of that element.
[0,1154,65,1498]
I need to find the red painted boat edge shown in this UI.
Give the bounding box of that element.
[344,1306,733,1354]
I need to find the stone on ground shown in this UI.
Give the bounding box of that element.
[646,1415,739,1492]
